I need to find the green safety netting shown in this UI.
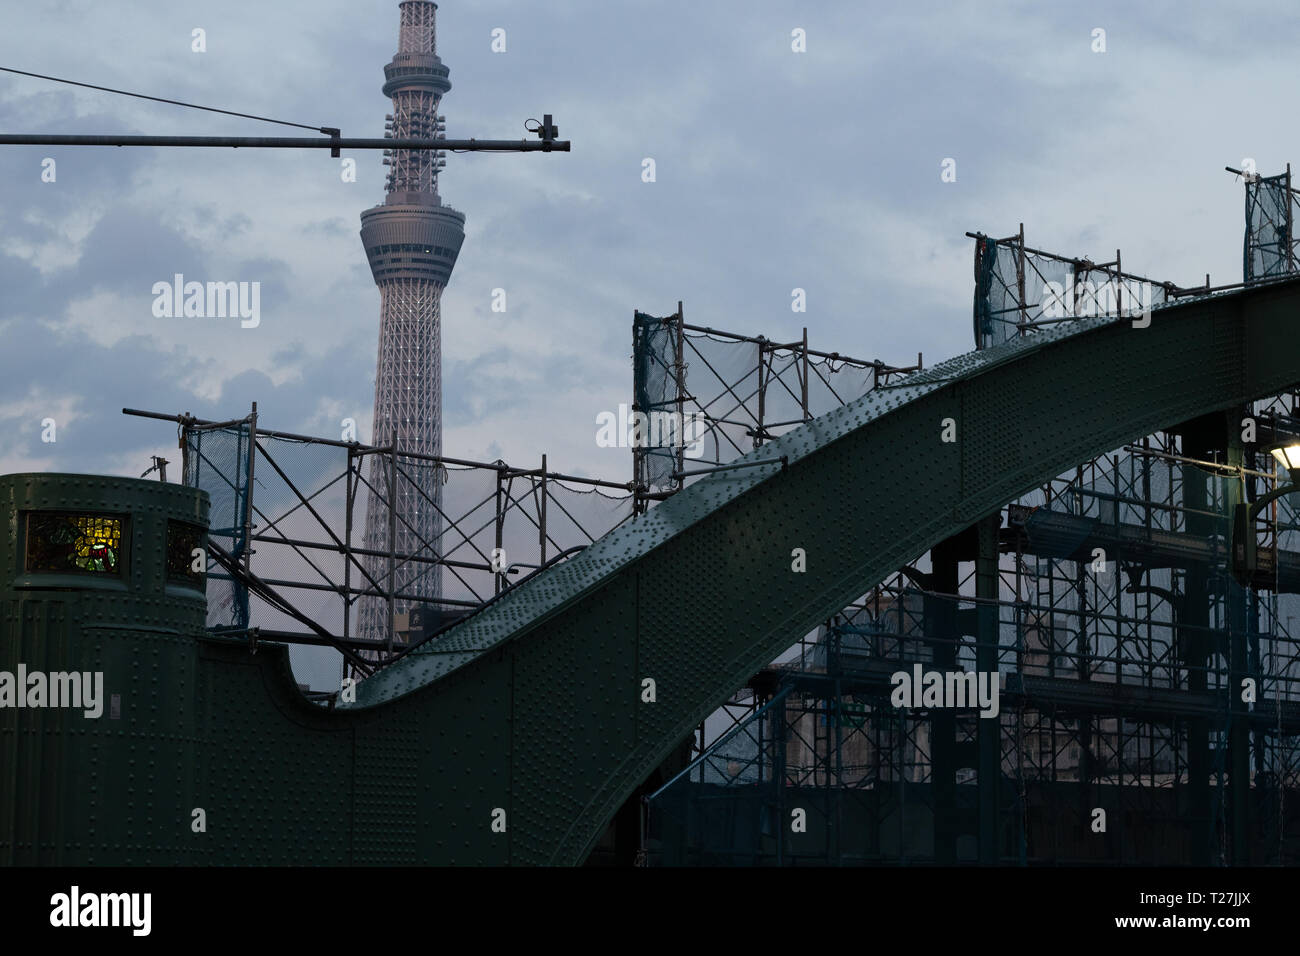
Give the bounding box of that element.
[633,311,680,491]
[974,236,1169,350]
[1245,173,1295,284]
[184,424,252,630]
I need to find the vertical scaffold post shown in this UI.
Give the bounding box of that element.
[674,301,686,487]
[495,463,506,596]
[801,327,810,422]
[1016,222,1027,335]
[928,538,959,863]
[1180,421,1216,864]
[1288,163,1296,274]
[773,696,787,865]
[387,429,398,656]
[179,417,191,480]
[539,453,548,568]
[632,311,644,515]
[832,668,843,863]
[344,444,354,644]
[1115,249,1123,315]
[1226,418,1251,864]
[976,513,1001,863]
[243,401,258,630]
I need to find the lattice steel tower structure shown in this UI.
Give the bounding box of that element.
[358,0,465,643]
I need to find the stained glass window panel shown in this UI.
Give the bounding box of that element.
[166,520,205,586]
[25,512,124,575]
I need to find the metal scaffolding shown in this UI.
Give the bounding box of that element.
[126,406,635,681]
[1236,164,1300,283]
[968,223,1181,349]
[646,429,1300,864]
[642,180,1300,864]
[631,304,921,510]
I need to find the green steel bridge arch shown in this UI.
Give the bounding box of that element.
[7,277,1300,866]
[339,276,1300,864]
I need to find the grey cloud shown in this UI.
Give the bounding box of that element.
[0,0,1293,484]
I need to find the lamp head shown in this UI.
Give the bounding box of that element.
[1268,441,1300,485]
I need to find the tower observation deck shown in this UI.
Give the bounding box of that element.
[358,0,465,645]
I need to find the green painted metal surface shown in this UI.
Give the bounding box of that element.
[5,277,1300,865]
[0,474,208,865]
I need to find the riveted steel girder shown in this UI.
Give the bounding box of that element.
[338,277,1300,864]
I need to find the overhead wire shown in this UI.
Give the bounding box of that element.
[0,65,333,133]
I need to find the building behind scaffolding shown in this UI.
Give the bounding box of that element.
[638,171,1300,865]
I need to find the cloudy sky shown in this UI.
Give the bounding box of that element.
[2,0,1299,484]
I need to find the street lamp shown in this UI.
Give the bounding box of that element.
[1232,438,1300,586]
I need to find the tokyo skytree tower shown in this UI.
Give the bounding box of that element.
[358,0,465,644]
